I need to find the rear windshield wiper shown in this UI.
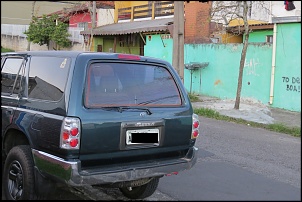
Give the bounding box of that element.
[118,106,152,115]
[137,95,179,105]
[99,106,152,115]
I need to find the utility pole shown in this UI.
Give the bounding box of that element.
[27,1,36,51]
[92,1,96,28]
[88,1,96,51]
[172,1,184,82]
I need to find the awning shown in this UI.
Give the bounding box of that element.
[80,17,174,36]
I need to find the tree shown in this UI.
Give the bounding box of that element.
[87,1,96,51]
[63,1,97,51]
[24,14,71,50]
[51,21,72,49]
[210,1,256,110]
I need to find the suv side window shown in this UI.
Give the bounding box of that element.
[1,57,26,95]
[28,56,71,101]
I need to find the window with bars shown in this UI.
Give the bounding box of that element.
[266,35,273,43]
[78,22,88,30]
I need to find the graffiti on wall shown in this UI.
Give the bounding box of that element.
[244,58,260,76]
[282,76,301,92]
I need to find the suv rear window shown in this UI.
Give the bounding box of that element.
[85,62,182,107]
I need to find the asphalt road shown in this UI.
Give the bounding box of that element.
[50,116,301,200]
[2,116,301,200]
[158,116,300,200]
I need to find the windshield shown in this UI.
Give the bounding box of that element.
[85,62,182,108]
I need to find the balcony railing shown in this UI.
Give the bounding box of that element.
[117,1,174,22]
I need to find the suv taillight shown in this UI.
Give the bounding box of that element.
[60,117,81,149]
[191,113,200,139]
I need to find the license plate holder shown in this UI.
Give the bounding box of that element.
[126,128,159,145]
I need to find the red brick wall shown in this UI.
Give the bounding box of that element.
[184,1,212,43]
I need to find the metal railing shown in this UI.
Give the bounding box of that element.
[117,1,174,22]
[1,24,84,44]
[68,27,84,43]
[1,24,29,38]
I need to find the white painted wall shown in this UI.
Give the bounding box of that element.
[1,35,83,52]
[97,9,114,26]
[271,1,301,20]
[250,1,270,22]
[251,1,301,23]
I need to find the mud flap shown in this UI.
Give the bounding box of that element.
[34,166,56,196]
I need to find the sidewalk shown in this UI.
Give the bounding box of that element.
[191,95,301,128]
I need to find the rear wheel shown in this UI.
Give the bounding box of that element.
[3,145,39,200]
[119,177,159,199]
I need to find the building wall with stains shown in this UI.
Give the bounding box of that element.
[247,30,274,43]
[183,43,273,106]
[272,23,301,112]
[144,22,301,112]
[188,39,301,112]
[144,34,173,63]
[92,34,142,55]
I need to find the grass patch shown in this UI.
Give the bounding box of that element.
[188,93,200,102]
[1,46,14,53]
[194,107,301,137]
[265,123,301,137]
[194,107,220,119]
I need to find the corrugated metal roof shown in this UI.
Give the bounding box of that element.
[228,21,274,28]
[46,1,114,18]
[227,22,274,33]
[81,17,174,36]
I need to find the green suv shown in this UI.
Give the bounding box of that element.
[1,51,200,200]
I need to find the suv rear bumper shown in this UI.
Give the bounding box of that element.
[32,146,198,186]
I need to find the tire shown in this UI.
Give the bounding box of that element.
[119,177,159,199]
[3,145,39,200]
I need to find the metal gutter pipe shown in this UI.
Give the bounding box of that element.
[269,23,277,105]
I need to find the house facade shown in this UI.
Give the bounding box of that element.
[80,1,175,54]
[2,1,300,111]
[143,1,301,112]
[78,1,301,111]
[1,1,114,49]
[144,20,301,112]
[47,1,114,29]
[211,1,301,43]
[80,1,213,53]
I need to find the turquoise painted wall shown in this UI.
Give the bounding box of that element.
[183,43,273,104]
[248,30,273,42]
[144,23,301,112]
[144,35,173,63]
[271,23,301,111]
